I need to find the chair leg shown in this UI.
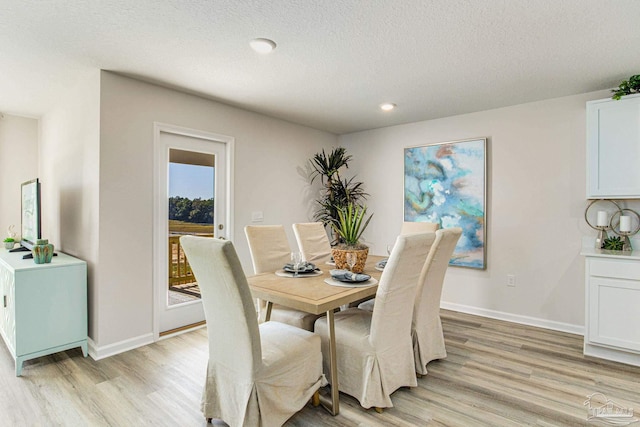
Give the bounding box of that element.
[374,407,383,413]
[206,418,212,423]
[311,390,320,407]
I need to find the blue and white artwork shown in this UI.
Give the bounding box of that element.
[404,138,487,269]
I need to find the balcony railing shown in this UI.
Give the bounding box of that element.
[168,234,213,287]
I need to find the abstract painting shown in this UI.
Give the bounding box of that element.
[404,138,487,269]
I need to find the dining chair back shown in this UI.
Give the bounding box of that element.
[315,232,436,410]
[180,236,325,426]
[400,221,439,234]
[412,227,462,375]
[244,225,291,274]
[292,222,332,264]
[355,221,438,311]
[244,224,322,331]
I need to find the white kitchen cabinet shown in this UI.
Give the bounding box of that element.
[0,248,88,376]
[587,93,640,198]
[581,248,640,367]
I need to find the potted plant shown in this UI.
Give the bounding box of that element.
[3,237,15,250]
[309,147,368,244]
[602,235,625,251]
[330,203,373,273]
[611,74,640,100]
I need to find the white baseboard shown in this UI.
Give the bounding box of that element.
[88,333,155,360]
[440,301,584,336]
[584,343,640,367]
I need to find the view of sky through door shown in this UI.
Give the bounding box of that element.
[169,163,214,199]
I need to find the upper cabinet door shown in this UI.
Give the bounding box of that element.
[587,94,640,198]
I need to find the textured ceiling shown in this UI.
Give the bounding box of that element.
[1,0,640,134]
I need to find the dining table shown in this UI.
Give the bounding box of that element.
[247,254,385,416]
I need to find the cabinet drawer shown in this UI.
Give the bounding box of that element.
[589,259,640,281]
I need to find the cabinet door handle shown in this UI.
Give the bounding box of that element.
[3,295,6,308]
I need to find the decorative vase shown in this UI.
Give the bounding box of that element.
[3,242,14,250]
[331,246,369,273]
[32,239,54,264]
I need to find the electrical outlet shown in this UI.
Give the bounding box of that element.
[507,274,516,287]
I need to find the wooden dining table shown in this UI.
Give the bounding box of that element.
[247,254,385,416]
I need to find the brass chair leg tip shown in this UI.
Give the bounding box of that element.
[374,407,383,413]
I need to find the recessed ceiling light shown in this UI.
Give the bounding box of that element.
[250,38,276,54]
[380,103,396,111]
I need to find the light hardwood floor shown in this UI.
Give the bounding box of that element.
[1,310,639,426]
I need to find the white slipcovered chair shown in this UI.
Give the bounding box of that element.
[244,225,322,331]
[356,222,438,311]
[400,221,439,234]
[413,227,462,375]
[314,233,436,410]
[292,222,332,264]
[180,236,325,427]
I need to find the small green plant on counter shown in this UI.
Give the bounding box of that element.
[611,74,640,100]
[602,236,624,251]
[3,237,15,243]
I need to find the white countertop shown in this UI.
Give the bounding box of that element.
[580,247,640,260]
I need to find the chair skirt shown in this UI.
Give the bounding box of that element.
[413,316,447,375]
[314,309,416,409]
[202,321,326,427]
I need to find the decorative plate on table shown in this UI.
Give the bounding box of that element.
[283,262,317,274]
[324,277,378,288]
[375,259,388,272]
[276,269,322,278]
[329,269,371,282]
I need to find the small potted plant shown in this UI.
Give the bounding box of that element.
[3,237,15,250]
[602,236,625,251]
[330,203,373,273]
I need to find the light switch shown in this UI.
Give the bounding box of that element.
[251,211,264,222]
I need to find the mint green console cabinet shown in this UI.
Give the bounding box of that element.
[0,248,87,376]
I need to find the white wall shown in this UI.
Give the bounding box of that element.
[97,71,336,349]
[0,113,39,239]
[39,70,101,341]
[340,90,633,332]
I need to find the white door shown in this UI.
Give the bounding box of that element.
[153,123,234,336]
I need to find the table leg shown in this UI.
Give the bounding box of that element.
[327,309,339,415]
[264,301,273,322]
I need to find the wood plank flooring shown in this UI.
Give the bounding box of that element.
[1,310,639,426]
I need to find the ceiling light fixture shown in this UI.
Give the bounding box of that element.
[380,103,396,111]
[250,38,277,54]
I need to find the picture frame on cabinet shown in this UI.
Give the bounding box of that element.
[404,137,488,269]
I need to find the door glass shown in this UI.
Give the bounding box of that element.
[167,149,214,306]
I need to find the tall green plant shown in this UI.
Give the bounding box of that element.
[309,147,368,236]
[331,203,373,249]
